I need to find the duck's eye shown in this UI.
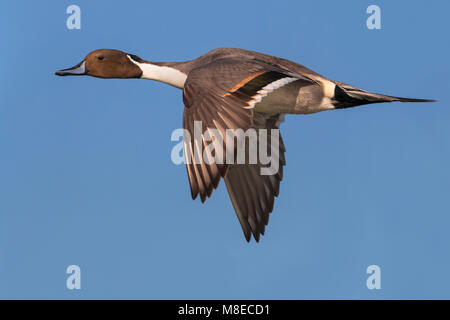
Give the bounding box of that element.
[97,56,104,61]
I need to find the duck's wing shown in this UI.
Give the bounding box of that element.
[182,58,309,241]
[223,113,286,242]
[182,58,299,202]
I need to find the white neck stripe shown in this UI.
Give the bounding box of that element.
[127,55,187,89]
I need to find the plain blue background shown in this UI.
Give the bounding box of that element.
[0,1,449,299]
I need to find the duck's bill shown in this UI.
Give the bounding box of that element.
[55,61,87,76]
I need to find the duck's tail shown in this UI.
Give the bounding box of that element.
[333,81,436,109]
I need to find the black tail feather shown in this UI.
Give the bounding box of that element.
[334,82,436,109]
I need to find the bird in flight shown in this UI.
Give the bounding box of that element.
[56,48,434,242]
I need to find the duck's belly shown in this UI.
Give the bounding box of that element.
[254,80,334,115]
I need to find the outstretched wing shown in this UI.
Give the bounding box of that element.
[182,58,310,241]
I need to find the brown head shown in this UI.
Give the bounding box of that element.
[55,49,143,78]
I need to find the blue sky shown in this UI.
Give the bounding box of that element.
[0,1,449,299]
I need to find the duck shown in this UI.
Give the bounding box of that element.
[56,48,434,242]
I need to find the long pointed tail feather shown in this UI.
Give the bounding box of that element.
[334,82,436,108]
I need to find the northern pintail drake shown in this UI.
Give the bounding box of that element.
[56,48,434,242]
